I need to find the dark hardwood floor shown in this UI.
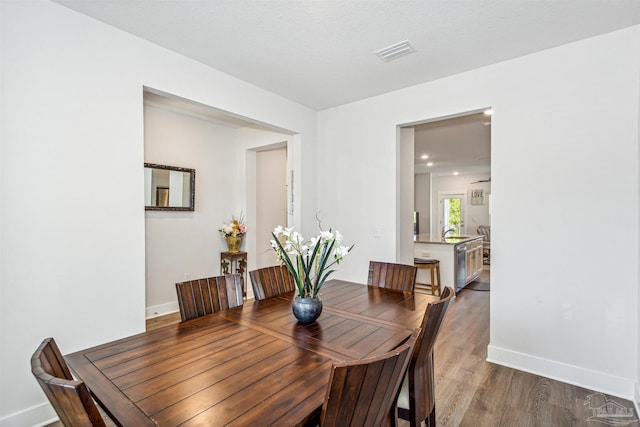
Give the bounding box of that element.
[48,283,637,426]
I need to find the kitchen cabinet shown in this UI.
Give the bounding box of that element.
[465,239,483,283]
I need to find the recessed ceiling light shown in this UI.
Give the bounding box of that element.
[483,109,493,116]
[427,162,434,167]
[453,171,459,176]
[374,40,416,63]
[421,154,429,159]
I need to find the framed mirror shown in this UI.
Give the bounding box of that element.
[144,163,195,211]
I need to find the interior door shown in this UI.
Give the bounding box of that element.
[438,192,466,235]
[256,147,288,268]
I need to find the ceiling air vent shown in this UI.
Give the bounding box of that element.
[374,40,415,62]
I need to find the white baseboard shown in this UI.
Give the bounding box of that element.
[488,344,634,400]
[145,301,179,319]
[0,401,57,427]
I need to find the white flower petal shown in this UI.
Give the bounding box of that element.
[319,230,333,241]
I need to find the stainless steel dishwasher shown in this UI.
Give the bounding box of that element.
[455,243,466,292]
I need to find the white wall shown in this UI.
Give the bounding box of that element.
[318,27,639,399]
[144,104,239,316]
[0,2,317,425]
[637,83,640,410]
[430,172,491,235]
[398,127,415,264]
[414,173,431,235]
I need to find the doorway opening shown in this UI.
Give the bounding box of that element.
[397,107,492,290]
[143,87,296,319]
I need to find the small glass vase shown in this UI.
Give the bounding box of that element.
[292,296,323,324]
[226,235,243,252]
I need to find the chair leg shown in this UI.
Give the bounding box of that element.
[429,267,435,296]
[435,265,441,296]
[426,406,436,427]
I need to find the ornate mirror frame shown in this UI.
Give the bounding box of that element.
[144,163,195,211]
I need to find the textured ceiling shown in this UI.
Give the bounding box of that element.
[55,0,640,110]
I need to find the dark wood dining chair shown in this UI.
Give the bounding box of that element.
[31,337,108,427]
[396,286,455,427]
[367,261,417,293]
[249,265,296,300]
[318,328,420,427]
[176,273,244,321]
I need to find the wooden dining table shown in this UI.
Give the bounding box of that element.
[66,280,433,426]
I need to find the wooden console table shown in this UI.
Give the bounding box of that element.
[220,251,247,298]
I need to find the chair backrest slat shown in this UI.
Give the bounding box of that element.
[39,338,73,380]
[320,329,420,427]
[367,261,417,293]
[400,286,454,426]
[213,274,244,309]
[31,338,107,427]
[197,278,216,314]
[176,274,244,321]
[413,286,454,369]
[249,265,296,300]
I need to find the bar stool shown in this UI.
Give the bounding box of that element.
[414,258,442,296]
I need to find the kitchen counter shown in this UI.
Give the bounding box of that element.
[414,234,484,292]
[414,234,483,245]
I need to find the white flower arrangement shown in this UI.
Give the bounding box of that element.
[270,226,353,298]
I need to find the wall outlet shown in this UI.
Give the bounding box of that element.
[373,226,382,238]
[185,273,191,280]
[421,251,430,257]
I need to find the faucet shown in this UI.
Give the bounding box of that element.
[442,226,455,240]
